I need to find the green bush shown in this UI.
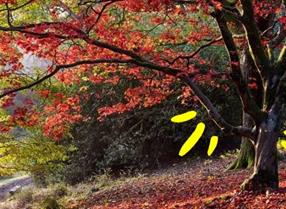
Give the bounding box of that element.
[44,59,242,184]
[53,85,241,184]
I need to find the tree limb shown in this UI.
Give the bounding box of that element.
[214,10,265,123]
[0,59,134,99]
[182,75,256,140]
[240,0,271,78]
[0,0,34,12]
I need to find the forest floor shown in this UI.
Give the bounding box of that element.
[66,156,286,209]
[2,155,286,209]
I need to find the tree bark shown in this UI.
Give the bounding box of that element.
[241,123,279,191]
[228,48,258,170]
[228,112,255,170]
[229,138,255,169]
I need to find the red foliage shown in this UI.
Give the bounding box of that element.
[43,95,82,140]
[0,0,282,141]
[11,106,39,127]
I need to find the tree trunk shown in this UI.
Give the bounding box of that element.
[228,138,255,169]
[228,48,257,170]
[241,123,279,191]
[228,112,255,170]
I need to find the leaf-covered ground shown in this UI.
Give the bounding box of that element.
[67,157,286,209]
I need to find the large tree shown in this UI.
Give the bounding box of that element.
[0,0,286,191]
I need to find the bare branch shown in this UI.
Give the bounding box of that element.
[0,0,34,12]
[5,3,12,27]
[94,0,121,24]
[0,59,133,99]
[167,36,223,65]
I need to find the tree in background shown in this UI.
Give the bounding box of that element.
[0,0,285,191]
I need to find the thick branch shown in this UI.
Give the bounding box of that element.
[182,76,256,140]
[214,10,265,123]
[240,0,271,78]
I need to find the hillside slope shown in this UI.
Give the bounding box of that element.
[67,157,286,209]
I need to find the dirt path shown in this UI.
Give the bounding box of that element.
[0,176,32,201]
